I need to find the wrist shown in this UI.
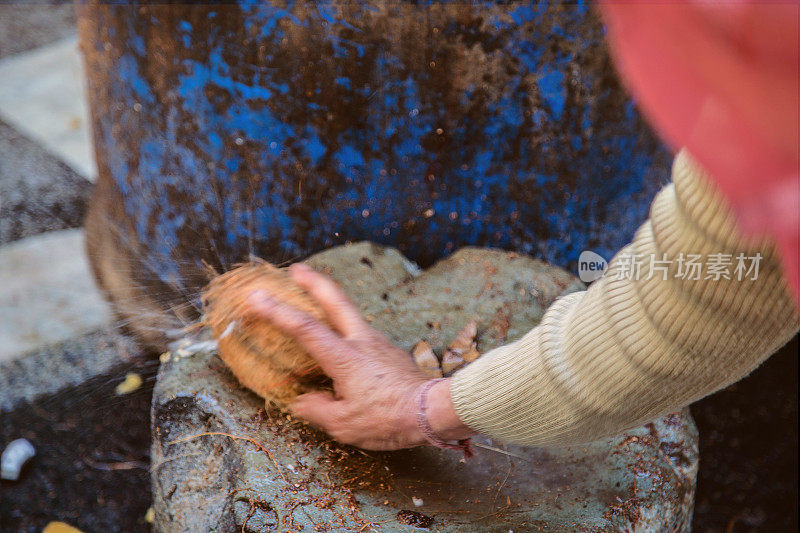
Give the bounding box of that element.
[423,378,477,442]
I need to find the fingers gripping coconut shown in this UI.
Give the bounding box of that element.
[202,262,476,451]
[202,262,334,405]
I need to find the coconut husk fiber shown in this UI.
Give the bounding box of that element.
[202,262,332,406]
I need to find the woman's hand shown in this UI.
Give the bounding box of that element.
[246,263,475,451]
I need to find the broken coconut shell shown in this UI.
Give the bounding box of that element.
[202,262,332,406]
[441,320,480,375]
[411,340,443,379]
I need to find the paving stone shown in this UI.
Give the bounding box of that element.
[0,118,92,244]
[0,35,96,180]
[152,243,698,532]
[0,229,112,362]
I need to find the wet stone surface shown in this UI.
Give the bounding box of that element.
[152,243,698,532]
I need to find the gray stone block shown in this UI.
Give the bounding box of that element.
[152,243,697,532]
[0,37,97,181]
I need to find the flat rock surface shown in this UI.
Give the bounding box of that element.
[152,243,698,532]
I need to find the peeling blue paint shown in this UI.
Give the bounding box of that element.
[95,1,668,291]
[538,66,566,120]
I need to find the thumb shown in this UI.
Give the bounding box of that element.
[290,391,342,430]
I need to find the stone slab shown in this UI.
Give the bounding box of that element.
[0,35,96,180]
[152,243,698,532]
[0,229,112,362]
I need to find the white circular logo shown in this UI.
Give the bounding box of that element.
[578,250,608,283]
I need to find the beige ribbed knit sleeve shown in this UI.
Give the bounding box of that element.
[450,150,799,446]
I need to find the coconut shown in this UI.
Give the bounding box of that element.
[201,262,332,406]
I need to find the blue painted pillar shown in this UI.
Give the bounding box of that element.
[78,1,669,348]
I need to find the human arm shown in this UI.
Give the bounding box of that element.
[249,150,798,449]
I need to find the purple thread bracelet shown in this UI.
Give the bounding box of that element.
[415,378,474,459]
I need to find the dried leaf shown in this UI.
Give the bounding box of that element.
[115,372,143,395]
[449,319,477,353]
[461,346,480,363]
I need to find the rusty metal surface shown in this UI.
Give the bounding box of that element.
[151,244,697,532]
[78,1,670,349]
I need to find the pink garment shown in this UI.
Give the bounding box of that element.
[600,2,799,302]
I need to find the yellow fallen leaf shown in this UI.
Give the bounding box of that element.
[144,506,155,523]
[115,372,143,395]
[42,522,83,533]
